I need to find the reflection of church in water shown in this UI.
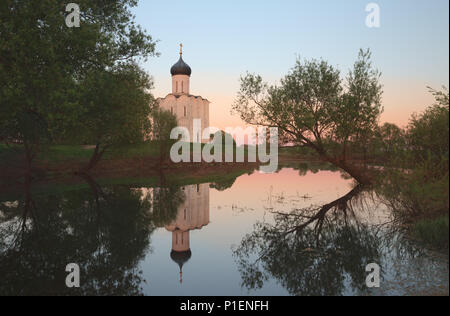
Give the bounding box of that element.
[165,183,210,283]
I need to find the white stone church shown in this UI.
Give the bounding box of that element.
[156,45,210,143]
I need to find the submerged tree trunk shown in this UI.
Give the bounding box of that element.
[310,146,373,185]
[329,157,372,186]
[304,142,373,185]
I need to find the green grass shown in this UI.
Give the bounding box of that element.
[39,145,95,162]
[41,142,163,162]
[104,142,161,159]
[0,142,163,164]
[0,144,95,163]
[1,141,257,164]
[412,215,449,250]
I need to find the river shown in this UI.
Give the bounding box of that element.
[0,163,448,296]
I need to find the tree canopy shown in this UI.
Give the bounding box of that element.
[0,0,157,173]
[232,49,383,184]
[74,63,155,172]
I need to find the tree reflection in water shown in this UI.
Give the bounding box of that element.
[0,176,185,296]
[233,185,383,296]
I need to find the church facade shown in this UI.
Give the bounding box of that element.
[157,45,210,143]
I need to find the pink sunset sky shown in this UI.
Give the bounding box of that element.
[134,0,449,131]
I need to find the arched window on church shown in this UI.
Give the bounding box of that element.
[176,81,178,93]
[181,81,184,93]
[184,106,186,117]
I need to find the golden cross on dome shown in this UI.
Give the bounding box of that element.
[180,43,183,56]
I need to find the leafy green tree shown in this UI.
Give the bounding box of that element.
[407,87,449,163]
[379,88,449,222]
[151,108,178,165]
[212,130,237,146]
[232,49,382,184]
[379,123,405,153]
[369,122,406,160]
[0,0,157,175]
[73,63,154,173]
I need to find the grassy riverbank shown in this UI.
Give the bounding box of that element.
[0,142,258,196]
[412,215,449,250]
[1,142,316,183]
[1,142,448,252]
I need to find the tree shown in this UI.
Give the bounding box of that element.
[378,88,449,222]
[213,131,236,146]
[72,63,154,173]
[151,108,178,165]
[371,123,405,160]
[407,87,449,164]
[232,49,382,184]
[0,0,157,176]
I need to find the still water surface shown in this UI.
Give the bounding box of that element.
[0,165,448,296]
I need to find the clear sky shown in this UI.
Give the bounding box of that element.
[133,0,449,129]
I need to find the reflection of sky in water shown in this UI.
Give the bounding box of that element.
[140,168,449,296]
[0,167,447,295]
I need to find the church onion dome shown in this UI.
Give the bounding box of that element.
[170,56,192,76]
[170,249,192,269]
[170,44,192,76]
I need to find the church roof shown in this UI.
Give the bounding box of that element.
[157,93,210,103]
[170,56,192,77]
